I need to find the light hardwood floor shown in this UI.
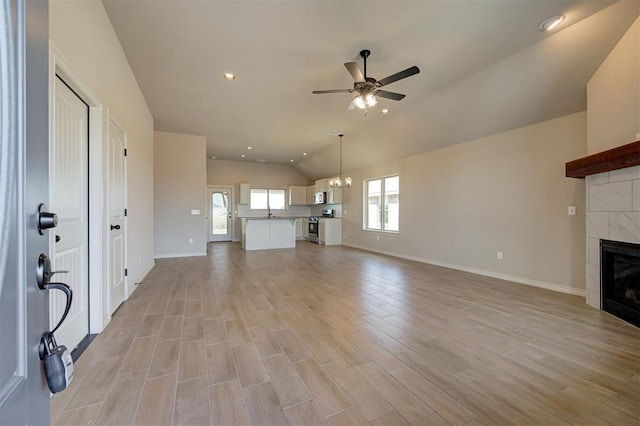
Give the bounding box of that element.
[52,242,640,425]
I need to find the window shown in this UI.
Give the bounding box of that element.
[364,175,399,232]
[250,188,285,210]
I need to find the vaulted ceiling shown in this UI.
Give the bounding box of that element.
[102,0,638,180]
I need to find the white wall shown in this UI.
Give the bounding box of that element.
[587,16,640,154]
[207,159,310,240]
[155,131,207,257]
[208,159,310,187]
[584,17,640,309]
[343,112,587,295]
[50,0,155,328]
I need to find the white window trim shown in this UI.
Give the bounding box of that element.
[363,174,400,233]
[249,188,286,210]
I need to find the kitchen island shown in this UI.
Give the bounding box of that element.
[241,217,297,250]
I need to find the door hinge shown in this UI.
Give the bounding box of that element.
[124,148,127,157]
[124,268,128,277]
[124,208,127,217]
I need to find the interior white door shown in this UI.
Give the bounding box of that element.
[50,76,89,352]
[108,118,126,314]
[209,187,233,242]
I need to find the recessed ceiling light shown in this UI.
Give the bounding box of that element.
[241,154,245,158]
[210,155,216,159]
[247,146,252,150]
[381,108,389,114]
[223,72,237,81]
[538,14,565,31]
[290,159,294,163]
[303,152,307,156]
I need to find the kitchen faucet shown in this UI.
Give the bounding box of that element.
[268,207,273,218]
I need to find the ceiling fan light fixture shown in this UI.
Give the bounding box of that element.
[538,14,565,31]
[354,95,366,110]
[365,93,377,107]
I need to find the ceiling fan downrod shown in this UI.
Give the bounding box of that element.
[360,49,370,79]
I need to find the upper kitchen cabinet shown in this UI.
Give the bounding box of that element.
[315,178,328,193]
[239,183,250,205]
[306,185,315,205]
[288,186,307,206]
[327,187,342,205]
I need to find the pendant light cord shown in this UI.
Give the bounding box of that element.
[339,134,344,182]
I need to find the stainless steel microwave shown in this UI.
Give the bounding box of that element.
[313,191,326,205]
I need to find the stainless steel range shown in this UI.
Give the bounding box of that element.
[308,209,333,244]
[308,217,319,243]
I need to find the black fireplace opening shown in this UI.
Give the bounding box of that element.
[601,239,640,327]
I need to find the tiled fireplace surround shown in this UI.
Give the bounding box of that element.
[585,164,640,309]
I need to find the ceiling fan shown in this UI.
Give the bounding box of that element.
[312,49,420,111]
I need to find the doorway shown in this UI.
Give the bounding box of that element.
[107,116,127,314]
[208,186,233,242]
[50,75,89,353]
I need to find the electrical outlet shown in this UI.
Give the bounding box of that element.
[376,235,380,241]
[188,238,193,244]
[138,254,142,262]
[568,206,576,216]
[497,251,503,260]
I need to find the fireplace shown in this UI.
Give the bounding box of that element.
[600,239,640,327]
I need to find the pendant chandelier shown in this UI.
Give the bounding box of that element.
[329,134,351,188]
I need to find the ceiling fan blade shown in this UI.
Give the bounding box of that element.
[375,90,406,101]
[344,62,365,83]
[377,66,420,87]
[346,98,358,111]
[312,89,353,94]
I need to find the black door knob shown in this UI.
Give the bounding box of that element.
[110,224,121,230]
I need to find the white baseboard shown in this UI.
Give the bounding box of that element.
[137,261,155,283]
[127,260,155,297]
[342,243,586,297]
[155,252,207,259]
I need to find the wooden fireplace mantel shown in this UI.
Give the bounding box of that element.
[566,141,640,178]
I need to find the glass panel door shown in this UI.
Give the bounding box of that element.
[209,187,233,242]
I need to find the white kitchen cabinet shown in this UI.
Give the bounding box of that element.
[318,221,325,244]
[306,185,315,205]
[315,178,328,193]
[288,186,307,206]
[295,219,303,240]
[239,183,250,205]
[242,218,296,250]
[302,218,309,239]
[319,218,342,245]
[327,187,342,205]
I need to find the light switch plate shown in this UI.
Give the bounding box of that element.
[568,206,576,216]
[191,209,201,215]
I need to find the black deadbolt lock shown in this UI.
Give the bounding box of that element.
[37,203,58,235]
